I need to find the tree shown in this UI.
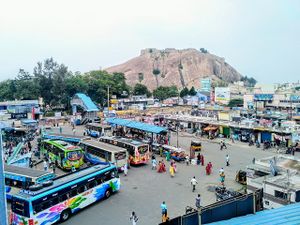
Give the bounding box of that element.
[15,69,38,100]
[227,98,243,107]
[200,48,208,53]
[241,76,257,87]
[180,87,189,98]
[0,80,16,101]
[189,86,197,96]
[133,83,151,97]
[153,86,178,101]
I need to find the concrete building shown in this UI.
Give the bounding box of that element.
[0,99,42,120]
[247,155,300,209]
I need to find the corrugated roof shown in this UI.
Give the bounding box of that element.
[207,203,300,225]
[106,118,167,134]
[75,93,99,112]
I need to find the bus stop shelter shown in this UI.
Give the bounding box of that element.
[106,118,167,134]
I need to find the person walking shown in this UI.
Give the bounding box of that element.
[200,154,204,166]
[191,176,198,192]
[152,157,157,170]
[219,168,224,175]
[71,165,76,172]
[43,160,48,171]
[195,194,201,209]
[130,211,138,225]
[52,163,56,174]
[72,127,76,136]
[226,154,230,166]
[169,164,175,178]
[160,201,167,221]
[220,140,223,150]
[59,126,62,134]
[124,163,128,176]
[197,153,201,165]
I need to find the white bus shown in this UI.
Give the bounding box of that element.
[80,139,128,170]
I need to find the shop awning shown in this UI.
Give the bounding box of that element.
[106,118,167,134]
[203,126,219,131]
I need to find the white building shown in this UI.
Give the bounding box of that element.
[247,155,300,209]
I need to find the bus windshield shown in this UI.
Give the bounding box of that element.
[12,197,30,217]
[66,150,83,161]
[115,151,126,160]
[138,145,148,154]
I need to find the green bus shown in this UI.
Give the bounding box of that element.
[41,140,84,170]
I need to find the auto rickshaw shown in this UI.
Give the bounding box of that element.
[191,140,202,152]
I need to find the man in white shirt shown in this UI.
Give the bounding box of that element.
[226,154,230,166]
[191,176,198,192]
[219,168,224,175]
[43,160,48,171]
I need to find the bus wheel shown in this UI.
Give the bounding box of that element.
[60,209,71,222]
[105,189,111,199]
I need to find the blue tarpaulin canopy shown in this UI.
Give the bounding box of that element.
[106,118,167,134]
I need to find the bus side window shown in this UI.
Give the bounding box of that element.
[77,185,87,194]
[59,193,69,202]
[87,181,97,189]
[42,201,52,211]
[70,189,77,197]
[33,204,42,214]
[52,197,59,205]
[104,172,112,182]
[96,177,103,185]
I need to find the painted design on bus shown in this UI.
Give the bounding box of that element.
[11,180,120,225]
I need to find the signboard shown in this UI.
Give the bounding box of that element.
[11,113,27,119]
[200,78,211,92]
[55,112,62,118]
[291,95,300,102]
[254,94,273,101]
[215,87,230,104]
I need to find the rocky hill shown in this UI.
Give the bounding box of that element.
[106,48,243,91]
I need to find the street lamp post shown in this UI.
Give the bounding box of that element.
[0,122,8,225]
[176,117,179,148]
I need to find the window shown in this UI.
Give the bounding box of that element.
[12,197,30,217]
[78,185,87,194]
[275,190,288,200]
[59,193,69,202]
[88,181,97,189]
[52,197,59,205]
[70,189,78,197]
[33,204,42,214]
[41,201,52,211]
[96,177,104,185]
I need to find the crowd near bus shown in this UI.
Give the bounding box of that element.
[99,136,150,165]
[10,164,120,225]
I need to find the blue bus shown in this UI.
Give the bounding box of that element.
[10,164,120,225]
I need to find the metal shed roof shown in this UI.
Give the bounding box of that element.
[207,202,300,225]
[106,118,167,134]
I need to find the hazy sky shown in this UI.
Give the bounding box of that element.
[1,0,299,83]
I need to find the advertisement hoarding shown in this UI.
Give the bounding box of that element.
[215,87,230,104]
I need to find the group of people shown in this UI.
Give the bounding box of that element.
[153,155,178,178]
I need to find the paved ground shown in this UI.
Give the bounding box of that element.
[8,124,298,225]
[49,125,279,225]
